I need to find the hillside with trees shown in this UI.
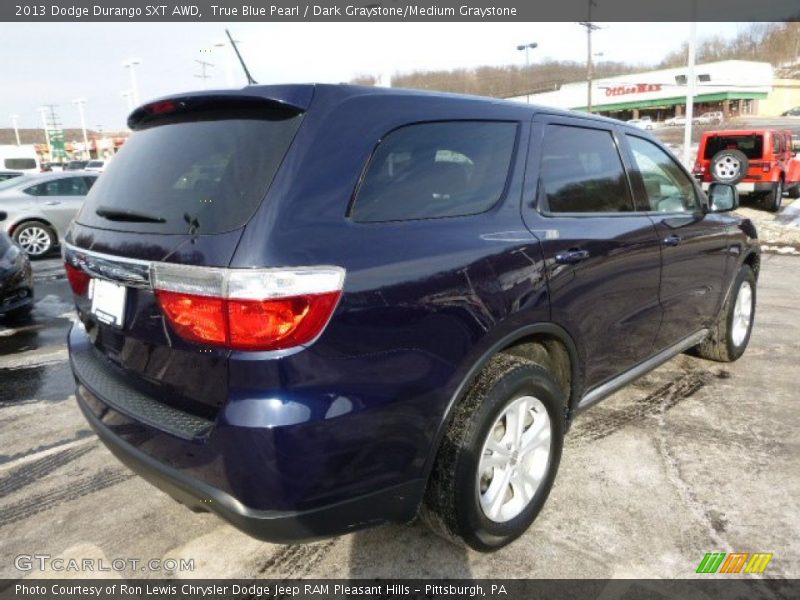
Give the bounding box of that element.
[352,22,800,98]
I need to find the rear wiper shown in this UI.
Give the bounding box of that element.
[96,206,166,223]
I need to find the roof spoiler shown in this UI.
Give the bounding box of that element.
[127,85,314,130]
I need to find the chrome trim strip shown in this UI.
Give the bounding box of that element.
[63,242,152,289]
[577,328,709,412]
[63,242,152,267]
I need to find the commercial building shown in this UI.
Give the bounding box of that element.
[511,60,800,120]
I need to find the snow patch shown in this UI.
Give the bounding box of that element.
[34,295,78,321]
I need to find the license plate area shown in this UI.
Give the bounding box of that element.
[89,279,127,328]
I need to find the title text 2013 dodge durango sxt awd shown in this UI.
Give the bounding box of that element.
[65,84,758,551]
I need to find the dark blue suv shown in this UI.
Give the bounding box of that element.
[65,84,759,551]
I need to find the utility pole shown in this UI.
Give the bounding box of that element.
[578,0,600,113]
[683,19,697,168]
[73,99,90,160]
[37,106,52,159]
[9,115,20,146]
[194,59,214,89]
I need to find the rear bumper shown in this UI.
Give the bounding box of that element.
[68,322,425,542]
[76,390,420,542]
[701,181,773,194]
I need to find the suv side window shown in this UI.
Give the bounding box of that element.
[773,134,781,155]
[626,136,698,213]
[351,121,517,222]
[538,124,634,213]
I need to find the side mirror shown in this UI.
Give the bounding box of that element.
[708,183,738,213]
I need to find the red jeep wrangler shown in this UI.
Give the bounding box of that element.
[693,129,800,212]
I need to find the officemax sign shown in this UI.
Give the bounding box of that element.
[605,83,663,97]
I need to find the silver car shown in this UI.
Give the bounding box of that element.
[0,171,98,256]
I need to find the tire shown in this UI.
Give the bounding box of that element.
[12,222,56,257]
[421,353,565,552]
[763,179,783,212]
[710,149,749,185]
[786,183,800,199]
[694,265,756,362]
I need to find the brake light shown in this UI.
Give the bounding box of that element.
[151,264,345,351]
[144,100,178,115]
[65,263,90,296]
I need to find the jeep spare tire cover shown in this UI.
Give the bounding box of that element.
[711,149,749,185]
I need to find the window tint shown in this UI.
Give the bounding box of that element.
[627,136,697,213]
[4,158,36,170]
[703,135,763,160]
[77,108,303,234]
[351,121,517,222]
[25,177,89,197]
[538,125,633,213]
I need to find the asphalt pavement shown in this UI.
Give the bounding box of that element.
[0,253,797,579]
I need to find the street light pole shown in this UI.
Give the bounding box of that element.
[121,90,134,112]
[123,59,142,105]
[9,115,20,146]
[73,99,90,160]
[516,42,538,103]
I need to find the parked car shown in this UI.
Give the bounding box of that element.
[65,160,90,171]
[0,171,98,256]
[781,106,800,117]
[65,85,759,552]
[694,111,724,125]
[0,230,33,319]
[84,159,107,172]
[0,171,23,182]
[693,128,800,211]
[626,117,654,130]
[665,115,687,127]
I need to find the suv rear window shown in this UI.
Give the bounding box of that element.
[703,135,763,160]
[77,107,303,234]
[351,121,517,222]
[4,158,36,170]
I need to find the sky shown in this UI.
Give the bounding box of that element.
[1,22,746,131]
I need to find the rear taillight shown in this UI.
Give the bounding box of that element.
[65,263,90,296]
[151,264,345,351]
[762,162,772,173]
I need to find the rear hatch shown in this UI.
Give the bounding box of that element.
[701,133,767,181]
[66,90,309,433]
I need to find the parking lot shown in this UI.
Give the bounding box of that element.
[0,246,797,580]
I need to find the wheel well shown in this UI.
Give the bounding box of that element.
[744,251,760,279]
[500,334,573,413]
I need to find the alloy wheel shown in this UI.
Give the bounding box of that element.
[477,395,552,523]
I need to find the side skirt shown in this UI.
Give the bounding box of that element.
[575,328,709,414]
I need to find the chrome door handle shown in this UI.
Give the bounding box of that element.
[663,234,682,246]
[555,249,590,264]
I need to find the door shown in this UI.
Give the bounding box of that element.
[523,117,664,390]
[623,134,729,350]
[26,176,91,236]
